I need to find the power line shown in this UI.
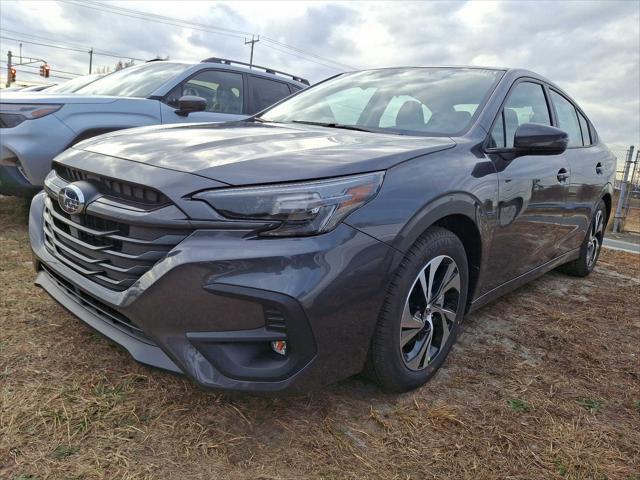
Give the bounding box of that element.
[261,41,355,71]
[60,0,247,40]
[82,0,254,38]
[60,0,356,71]
[18,63,82,77]
[0,35,145,61]
[261,36,356,71]
[258,42,354,71]
[0,65,73,80]
[90,0,357,70]
[0,27,141,58]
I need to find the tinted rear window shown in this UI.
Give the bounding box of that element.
[550,90,583,147]
[248,76,292,114]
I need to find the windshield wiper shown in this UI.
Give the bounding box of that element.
[290,120,377,133]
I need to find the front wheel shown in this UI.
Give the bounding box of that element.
[366,227,468,392]
[560,200,606,277]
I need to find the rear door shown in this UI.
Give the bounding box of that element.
[548,90,606,249]
[159,69,248,123]
[483,80,572,291]
[246,75,294,115]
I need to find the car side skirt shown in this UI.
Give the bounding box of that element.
[468,248,580,313]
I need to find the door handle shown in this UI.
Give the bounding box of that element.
[596,162,603,175]
[557,168,570,183]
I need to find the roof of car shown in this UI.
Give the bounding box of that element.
[342,65,557,90]
[198,57,309,85]
[144,59,309,87]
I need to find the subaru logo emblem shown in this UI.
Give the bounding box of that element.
[58,184,85,215]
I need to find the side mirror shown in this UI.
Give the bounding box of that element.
[175,95,207,117]
[514,123,568,156]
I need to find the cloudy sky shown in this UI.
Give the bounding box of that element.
[1,0,638,151]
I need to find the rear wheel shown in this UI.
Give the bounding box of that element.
[560,200,606,277]
[366,227,468,392]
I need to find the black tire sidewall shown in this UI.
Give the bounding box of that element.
[582,200,607,273]
[372,227,469,392]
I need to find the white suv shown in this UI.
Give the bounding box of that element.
[0,58,308,196]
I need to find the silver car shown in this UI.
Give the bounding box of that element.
[0,58,308,196]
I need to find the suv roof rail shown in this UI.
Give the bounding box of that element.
[200,57,310,85]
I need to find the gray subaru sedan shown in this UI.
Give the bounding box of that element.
[29,66,615,393]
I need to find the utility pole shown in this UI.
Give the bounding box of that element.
[244,35,259,68]
[621,150,639,222]
[6,50,12,88]
[89,48,93,74]
[613,145,635,233]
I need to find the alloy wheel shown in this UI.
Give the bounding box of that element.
[587,210,603,268]
[400,255,461,371]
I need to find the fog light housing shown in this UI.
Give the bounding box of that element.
[271,340,287,356]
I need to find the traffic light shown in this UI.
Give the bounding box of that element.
[9,67,16,82]
[39,64,50,78]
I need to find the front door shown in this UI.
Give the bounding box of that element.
[482,80,572,293]
[159,69,248,124]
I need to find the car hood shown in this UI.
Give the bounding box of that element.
[74,121,456,185]
[0,92,122,104]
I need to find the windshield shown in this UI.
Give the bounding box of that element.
[45,74,103,93]
[260,68,503,135]
[74,62,189,97]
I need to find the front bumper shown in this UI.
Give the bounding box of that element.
[29,191,399,392]
[0,113,76,195]
[0,165,40,197]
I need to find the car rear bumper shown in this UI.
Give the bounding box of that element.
[29,191,400,392]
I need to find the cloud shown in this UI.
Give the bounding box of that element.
[0,0,637,147]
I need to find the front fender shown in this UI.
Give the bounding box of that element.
[391,192,490,253]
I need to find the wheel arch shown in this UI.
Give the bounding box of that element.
[601,190,612,224]
[65,127,128,149]
[392,193,490,310]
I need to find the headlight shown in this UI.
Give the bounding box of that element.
[0,103,63,127]
[194,171,384,237]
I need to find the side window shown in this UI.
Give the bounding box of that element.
[490,82,551,148]
[577,110,591,146]
[379,95,432,129]
[165,70,243,114]
[550,91,582,147]
[248,76,292,114]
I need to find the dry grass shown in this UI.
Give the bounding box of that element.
[623,204,640,234]
[608,193,640,234]
[1,194,639,480]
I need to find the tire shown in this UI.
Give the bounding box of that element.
[366,226,469,392]
[560,200,606,277]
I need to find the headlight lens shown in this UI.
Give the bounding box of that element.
[0,103,63,127]
[194,171,384,236]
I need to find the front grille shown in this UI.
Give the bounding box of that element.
[41,264,154,344]
[43,194,190,292]
[53,163,170,206]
